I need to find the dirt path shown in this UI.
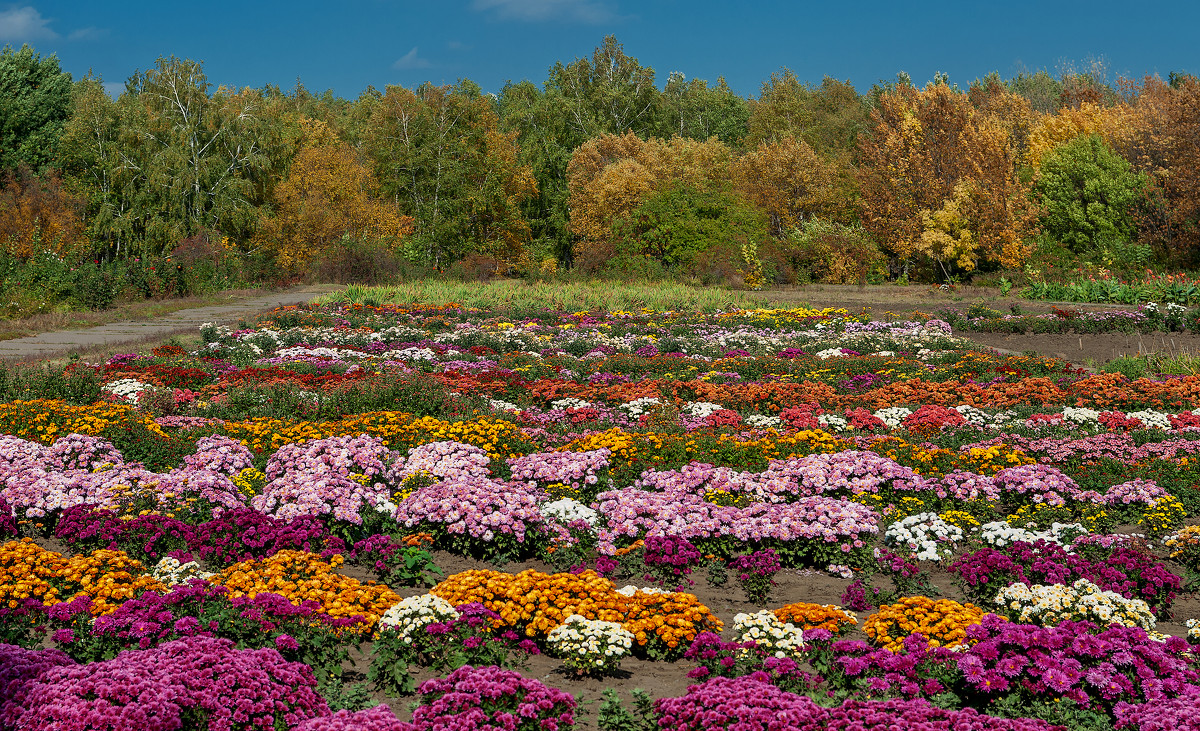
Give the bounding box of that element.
[0,284,342,362]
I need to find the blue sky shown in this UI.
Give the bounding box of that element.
[1,0,1197,99]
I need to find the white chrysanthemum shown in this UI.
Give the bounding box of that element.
[1062,407,1101,425]
[884,512,963,561]
[745,414,783,429]
[978,521,1087,548]
[619,397,661,416]
[731,610,806,657]
[547,614,634,673]
[378,594,460,641]
[873,406,913,428]
[152,556,216,586]
[994,578,1155,630]
[103,378,151,401]
[542,497,599,527]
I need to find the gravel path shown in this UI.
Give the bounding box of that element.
[0,284,341,361]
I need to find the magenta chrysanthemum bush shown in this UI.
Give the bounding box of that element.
[653,675,1059,731]
[1114,686,1200,730]
[10,636,328,731]
[411,665,576,731]
[293,705,414,731]
[820,614,1200,714]
[0,643,76,731]
[0,497,16,538]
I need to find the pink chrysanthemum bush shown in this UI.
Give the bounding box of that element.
[653,675,1060,731]
[4,636,329,731]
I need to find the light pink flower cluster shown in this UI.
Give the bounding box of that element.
[1102,478,1168,506]
[0,435,49,472]
[593,486,877,556]
[252,473,390,525]
[152,470,248,511]
[1,463,150,517]
[507,448,610,492]
[265,434,395,482]
[398,441,491,481]
[180,435,255,475]
[635,451,921,504]
[991,465,1101,507]
[46,434,125,471]
[394,476,569,545]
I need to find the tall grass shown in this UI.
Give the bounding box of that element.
[314,279,810,313]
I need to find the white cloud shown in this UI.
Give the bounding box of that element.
[471,0,615,23]
[67,26,105,41]
[446,40,470,51]
[0,5,58,41]
[102,80,125,98]
[393,47,432,70]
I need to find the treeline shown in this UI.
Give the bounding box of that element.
[2,37,1200,305]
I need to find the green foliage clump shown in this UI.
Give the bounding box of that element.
[609,184,767,273]
[1035,134,1146,260]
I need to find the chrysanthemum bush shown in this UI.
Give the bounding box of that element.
[730,610,806,657]
[948,538,1181,615]
[42,582,366,684]
[394,476,569,562]
[863,596,987,651]
[773,601,858,635]
[727,548,782,605]
[370,596,539,696]
[215,550,400,628]
[0,539,165,616]
[810,614,1200,721]
[884,512,963,561]
[546,614,634,676]
[993,578,1156,630]
[431,569,722,660]
[410,665,576,731]
[652,675,1059,731]
[4,636,329,731]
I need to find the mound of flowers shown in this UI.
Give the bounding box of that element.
[431,569,722,659]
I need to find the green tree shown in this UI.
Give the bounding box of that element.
[652,72,749,146]
[57,75,139,258]
[497,80,575,264]
[546,35,659,141]
[747,71,869,163]
[1035,134,1145,254]
[610,183,766,270]
[59,59,268,258]
[0,44,73,173]
[126,57,267,250]
[364,81,536,268]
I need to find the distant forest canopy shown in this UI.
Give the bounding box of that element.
[2,36,1199,289]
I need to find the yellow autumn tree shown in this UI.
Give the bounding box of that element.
[566,132,732,262]
[919,181,978,273]
[1026,101,1139,170]
[857,83,1039,273]
[256,119,413,271]
[731,135,846,236]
